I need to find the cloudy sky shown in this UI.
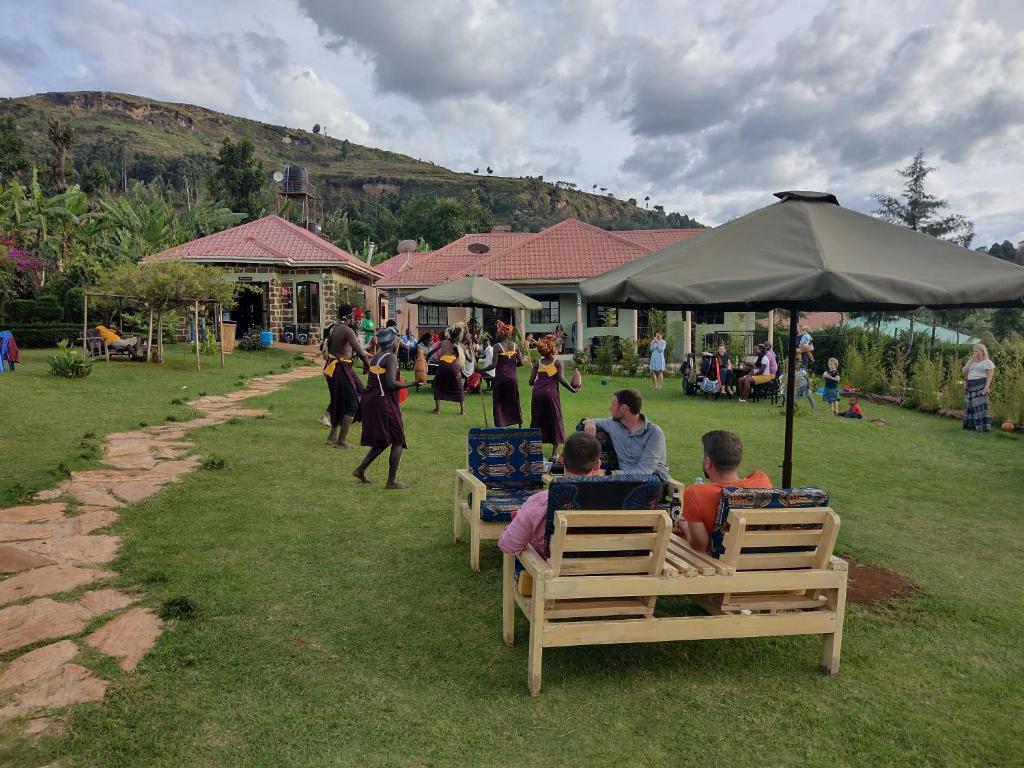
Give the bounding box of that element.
[2,0,1022,244]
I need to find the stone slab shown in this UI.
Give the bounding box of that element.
[0,599,91,653]
[0,565,112,607]
[21,535,120,566]
[110,479,165,505]
[0,640,78,690]
[57,509,118,537]
[0,544,57,573]
[0,504,66,524]
[78,589,137,617]
[85,607,162,671]
[0,663,107,721]
[0,523,54,543]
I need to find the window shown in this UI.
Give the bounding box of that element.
[418,303,447,327]
[529,296,560,324]
[587,304,618,327]
[692,310,724,325]
[296,281,320,325]
[279,283,294,319]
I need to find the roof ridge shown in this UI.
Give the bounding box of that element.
[443,219,587,280]
[268,215,381,277]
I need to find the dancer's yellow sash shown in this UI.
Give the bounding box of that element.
[538,364,557,376]
[323,357,353,376]
[440,354,457,363]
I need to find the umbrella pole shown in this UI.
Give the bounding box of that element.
[782,308,798,487]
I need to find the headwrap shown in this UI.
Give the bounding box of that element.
[537,334,558,356]
[496,320,514,339]
[376,327,398,348]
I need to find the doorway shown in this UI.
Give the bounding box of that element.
[482,307,512,340]
[235,284,266,337]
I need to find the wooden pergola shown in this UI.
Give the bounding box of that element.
[82,291,226,370]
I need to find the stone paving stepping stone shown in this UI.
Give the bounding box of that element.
[78,589,137,617]
[85,607,162,671]
[0,504,67,524]
[0,565,113,607]
[60,483,123,509]
[0,599,91,653]
[57,509,118,537]
[33,489,64,502]
[0,640,78,690]
[110,479,166,505]
[0,663,107,721]
[0,544,57,574]
[0,523,54,543]
[22,535,120,566]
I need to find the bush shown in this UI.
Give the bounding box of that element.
[908,355,943,410]
[593,336,616,375]
[618,339,641,377]
[574,349,592,374]
[47,340,93,378]
[63,287,84,322]
[6,323,83,347]
[11,299,37,323]
[237,325,267,351]
[993,348,1024,425]
[34,296,63,323]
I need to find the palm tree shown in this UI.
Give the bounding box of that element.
[644,196,650,209]
[46,119,75,192]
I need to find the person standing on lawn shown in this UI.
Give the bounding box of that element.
[428,325,467,415]
[673,430,771,554]
[823,357,841,415]
[326,304,371,448]
[530,334,579,461]
[353,327,419,488]
[480,319,524,427]
[962,343,996,432]
[648,331,667,389]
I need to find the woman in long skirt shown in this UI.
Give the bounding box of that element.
[962,343,996,432]
[429,325,466,415]
[353,328,419,488]
[530,334,578,460]
[481,320,523,426]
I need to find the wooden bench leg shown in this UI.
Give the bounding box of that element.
[502,553,515,646]
[470,517,481,572]
[821,581,847,675]
[453,492,462,544]
[527,579,544,696]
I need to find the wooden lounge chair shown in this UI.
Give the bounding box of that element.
[503,484,847,695]
[454,427,545,571]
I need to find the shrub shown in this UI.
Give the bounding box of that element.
[237,325,266,351]
[199,335,220,356]
[11,299,37,323]
[618,339,641,377]
[909,355,942,410]
[886,346,909,398]
[5,323,83,347]
[940,356,964,411]
[594,336,616,375]
[993,348,1024,425]
[47,340,93,378]
[573,349,592,374]
[62,287,84,323]
[34,296,63,323]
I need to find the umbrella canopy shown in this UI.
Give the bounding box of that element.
[580,191,1024,486]
[405,274,542,310]
[581,191,1024,311]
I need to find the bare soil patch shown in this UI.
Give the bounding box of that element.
[846,559,920,608]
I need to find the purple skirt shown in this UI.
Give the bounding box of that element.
[432,359,464,403]
[531,377,565,445]
[359,386,406,448]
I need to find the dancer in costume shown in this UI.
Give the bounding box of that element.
[529,333,579,460]
[429,324,467,415]
[480,319,524,426]
[353,327,419,488]
[325,304,371,448]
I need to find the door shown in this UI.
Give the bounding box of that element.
[235,284,266,337]
[482,307,512,340]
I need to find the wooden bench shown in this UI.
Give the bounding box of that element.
[502,495,847,695]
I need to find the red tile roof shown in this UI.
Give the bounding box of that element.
[757,311,845,329]
[145,215,381,279]
[611,228,704,250]
[376,232,530,287]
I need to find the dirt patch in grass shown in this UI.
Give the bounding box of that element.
[846,560,920,608]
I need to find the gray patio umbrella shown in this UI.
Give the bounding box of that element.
[581,191,1024,485]
[406,275,542,426]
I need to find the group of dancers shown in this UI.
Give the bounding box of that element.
[322,308,582,488]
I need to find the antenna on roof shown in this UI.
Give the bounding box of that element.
[272,171,284,182]
[397,239,418,270]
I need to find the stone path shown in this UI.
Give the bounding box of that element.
[0,361,320,737]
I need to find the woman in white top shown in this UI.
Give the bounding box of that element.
[962,343,996,432]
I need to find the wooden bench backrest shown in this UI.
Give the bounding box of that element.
[719,506,840,572]
[547,509,672,577]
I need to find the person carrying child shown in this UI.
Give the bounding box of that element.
[798,325,815,368]
[822,357,841,415]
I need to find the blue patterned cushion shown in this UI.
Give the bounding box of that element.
[467,428,544,488]
[710,487,830,559]
[479,487,539,522]
[574,420,619,471]
[545,474,662,541]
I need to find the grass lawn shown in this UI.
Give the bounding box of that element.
[2,363,1023,767]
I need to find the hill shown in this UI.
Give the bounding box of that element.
[0,91,701,233]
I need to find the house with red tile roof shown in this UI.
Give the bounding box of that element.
[146,215,382,343]
[375,218,751,355]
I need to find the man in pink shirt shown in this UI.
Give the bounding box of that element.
[499,432,603,559]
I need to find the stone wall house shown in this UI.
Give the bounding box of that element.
[145,215,382,344]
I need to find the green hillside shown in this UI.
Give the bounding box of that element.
[0,91,701,232]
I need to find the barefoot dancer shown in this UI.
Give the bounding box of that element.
[429,325,466,415]
[353,328,419,488]
[529,333,578,461]
[325,304,371,448]
[480,319,523,427]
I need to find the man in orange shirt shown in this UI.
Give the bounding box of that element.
[673,431,772,554]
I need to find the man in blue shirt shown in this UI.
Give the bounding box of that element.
[582,388,669,485]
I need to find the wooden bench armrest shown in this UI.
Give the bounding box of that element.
[517,545,553,579]
[829,555,849,572]
[455,468,486,499]
[668,533,733,575]
[665,476,684,495]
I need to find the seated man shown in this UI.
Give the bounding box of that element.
[499,432,602,559]
[737,344,773,402]
[582,388,669,486]
[673,430,771,554]
[95,325,141,360]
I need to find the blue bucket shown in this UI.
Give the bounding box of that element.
[260,331,274,347]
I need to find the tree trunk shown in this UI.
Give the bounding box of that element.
[157,311,164,363]
[930,318,937,353]
[906,313,915,352]
[146,308,154,363]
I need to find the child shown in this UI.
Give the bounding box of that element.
[822,357,841,415]
[839,396,863,419]
[798,325,815,367]
[781,363,815,409]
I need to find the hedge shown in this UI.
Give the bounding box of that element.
[4,324,84,348]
